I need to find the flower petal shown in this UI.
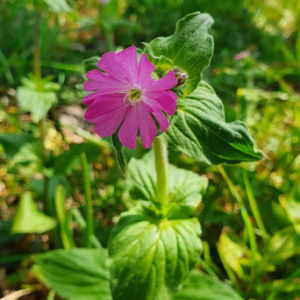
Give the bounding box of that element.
[115,46,139,86]
[82,91,107,105]
[138,53,155,88]
[97,52,128,84]
[145,71,177,92]
[152,110,169,132]
[138,103,157,149]
[84,94,127,122]
[93,105,128,138]
[118,105,139,149]
[144,90,177,115]
[84,71,129,92]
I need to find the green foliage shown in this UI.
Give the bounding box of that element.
[217,230,251,280]
[109,214,202,300]
[173,270,242,300]
[279,185,300,233]
[1,1,299,300]
[53,143,101,174]
[35,248,112,300]
[55,185,74,249]
[165,82,264,164]
[43,0,71,13]
[83,56,101,73]
[145,12,214,95]
[0,134,36,158]
[126,152,208,218]
[16,77,59,123]
[112,133,126,172]
[12,192,57,234]
[266,227,300,265]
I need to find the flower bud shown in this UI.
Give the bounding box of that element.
[173,67,188,86]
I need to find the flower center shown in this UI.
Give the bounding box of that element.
[128,89,142,104]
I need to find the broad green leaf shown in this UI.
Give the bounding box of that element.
[12,192,57,234]
[145,12,214,95]
[217,230,251,280]
[109,214,202,300]
[165,82,264,164]
[35,248,112,300]
[126,152,208,218]
[54,143,101,174]
[266,227,300,264]
[17,87,57,123]
[173,270,243,300]
[44,0,71,13]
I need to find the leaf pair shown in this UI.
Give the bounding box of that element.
[107,152,207,299]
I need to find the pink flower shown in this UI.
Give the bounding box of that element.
[83,46,178,149]
[234,50,251,60]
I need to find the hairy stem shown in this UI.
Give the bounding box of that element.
[153,137,168,209]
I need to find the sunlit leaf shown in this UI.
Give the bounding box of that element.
[44,0,71,13]
[109,214,202,300]
[217,230,251,280]
[266,227,300,264]
[12,192,57,234]
[35,248,112,300]
[17,87,57,123]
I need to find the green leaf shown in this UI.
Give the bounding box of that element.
[165,82,264,164]
[112,133,126,172]
[217,230,251,280]
[266,227,300,264]
[54,143,101,174]
[126,152,208,218]
[279,185,300,233]
[17,87,57,123]
[173,270,243,300]
[0,134,36,158]
[35,248,112,300]
[44,0,71,13]
[145,12,214,95]
[12,192,57,234]
[109,214,202,300]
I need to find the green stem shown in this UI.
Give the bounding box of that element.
[153,137,168,209]
[34,9,42,88]
[72,207,102,248]
[39,118,47,161]
[218,165,258,283]
[243,170,269,242]
[81,152,94,248]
